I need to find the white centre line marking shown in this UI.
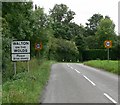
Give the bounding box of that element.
[83,75,96,86]
[74,69,81,73]
[70,67,73,69]
[104,93,117,104]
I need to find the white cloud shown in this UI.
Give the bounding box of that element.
[33,0,119,33]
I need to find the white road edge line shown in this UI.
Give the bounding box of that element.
[104,93,117,104]
[83,75,96,86]
[74,69,81,73]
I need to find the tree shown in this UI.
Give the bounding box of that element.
[95,17,117,48]
[49,4,75,23]
[2,17,14,81]
[85,36,98,49]
[85,14,103,36]
[48,38,79,61]
[49,4,76,39]
[2,2,33,40]
[75,34,86,61]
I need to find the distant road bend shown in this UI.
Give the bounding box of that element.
[41,63,119,104]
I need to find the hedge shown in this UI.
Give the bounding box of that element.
[82,48,118,61]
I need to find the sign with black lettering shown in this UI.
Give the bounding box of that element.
[12,54,30,61]
[12,41,30,53]
[11,41,30,61]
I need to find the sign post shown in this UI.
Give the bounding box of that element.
[11,41,30,74]
[104,40,112,61]
[14,62,16,75]
[108,48,109,61]
[27,61,29,72]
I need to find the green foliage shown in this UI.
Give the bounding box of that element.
[2,17,14,82]
[84,36,98,49]
[50,4,78,40]
[95,17,117,48]
[2,2,33,40]
[50,4,75,23]
[67,23,82,40]
[84,60,119,74]
[75,34,86,51]
[48,38,79,62]
[85,14,103,36]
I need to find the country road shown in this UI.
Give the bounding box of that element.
[41,63,119,104]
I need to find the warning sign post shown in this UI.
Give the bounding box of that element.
[104,40,112,61]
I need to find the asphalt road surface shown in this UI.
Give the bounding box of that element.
[41,63,119,104]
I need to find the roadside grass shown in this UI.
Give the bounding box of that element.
[2,58,56,103]
[84,60,119,75]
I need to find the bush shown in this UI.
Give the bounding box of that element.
[48,38,79,62]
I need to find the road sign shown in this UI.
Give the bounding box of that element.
[11,41,30,74]
[12,54,30,61]
[11,41,30,61]
[12,41,30,53]
[35,42,42,50]
[104,40,112,48]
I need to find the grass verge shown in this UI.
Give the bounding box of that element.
[2,58,56,103]
[84,60,119,75]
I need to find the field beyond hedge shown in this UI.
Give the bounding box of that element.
[84,60,119,75]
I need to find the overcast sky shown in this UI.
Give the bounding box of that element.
[33,0,119,34]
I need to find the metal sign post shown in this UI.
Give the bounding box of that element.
[28,61,29,72]
[107,48,109,61]
[14,62,16,75]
